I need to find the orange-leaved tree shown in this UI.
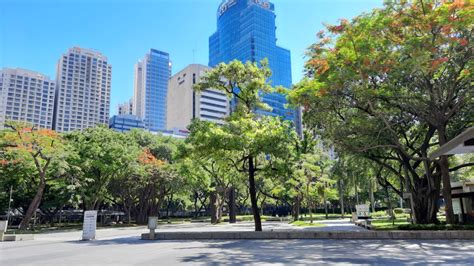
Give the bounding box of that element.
[1,122,69,229]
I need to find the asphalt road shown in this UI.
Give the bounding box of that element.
[1,222,473,265]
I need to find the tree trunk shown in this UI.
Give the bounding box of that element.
[411,190,439,224]
[293,196,301,221]
[440,155,455,224]
[228,187,237,223]
[339,179,345,218]
[307,184,314,223]
[355,183,359,205]
[323,192,328,219]
[210,190,220,224]
[20,179,46,230]
[193,192,199,218]
[369,181,375,213]
[248,155,262,231]
[438,127,455,224]
[385,186,395,224]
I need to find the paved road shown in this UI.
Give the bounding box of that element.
[2,222,473,265]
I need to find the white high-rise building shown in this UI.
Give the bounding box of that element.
[54,47,112,132]
[0,68,56,129]
[133,49,171,132]
[117,98,133,115]
[166,64,230,131]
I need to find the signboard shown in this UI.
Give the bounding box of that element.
[82,210,98,241]
[218,0,271,17]
[218,0,237,17]
[452,198,462,215]
[0,220,7,233]
[251,0,271,9]
[356,204,370,218]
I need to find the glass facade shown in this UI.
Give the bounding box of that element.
[209,0,297,123]
[140,49,171,132]
[109,114,145,132]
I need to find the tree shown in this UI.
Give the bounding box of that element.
[65,127,141,211]
[290,0,473,224]
[108,129,185,224]
[190,60,297,231]
[179,144,242,224]
[1,123,70,229]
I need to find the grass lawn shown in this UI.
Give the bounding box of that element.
[290,220,325,227]
[371,219,410,230]
[298,214,347,221]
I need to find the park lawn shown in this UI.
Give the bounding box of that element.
[235,215,273,221]
[290,220,325,227]
[298,214,347,221]
[371,219,410,230]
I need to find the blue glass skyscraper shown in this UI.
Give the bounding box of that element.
[133,49,171,132]
[209,0,297,124]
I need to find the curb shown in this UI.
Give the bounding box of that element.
[1,234,35,242]
[141,230,474,240]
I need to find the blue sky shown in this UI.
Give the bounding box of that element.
[0,0,382,114]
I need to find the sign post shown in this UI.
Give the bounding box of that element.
[82,210,98,241]
[355,204,370,219]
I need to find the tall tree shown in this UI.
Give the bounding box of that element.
[290,0,473,224]
[190,60,296,231]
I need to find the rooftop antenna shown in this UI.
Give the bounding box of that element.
[192,48,196,64]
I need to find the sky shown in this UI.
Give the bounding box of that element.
[0,0,382,115]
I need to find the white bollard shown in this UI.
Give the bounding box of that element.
[148,217,158,240]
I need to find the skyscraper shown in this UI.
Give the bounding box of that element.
[54,47,112,132]
[167,64,230,131]
[133,49,171,132]
[0,68,56,129]
[209,0,298,126]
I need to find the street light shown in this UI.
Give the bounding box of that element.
[7,186,13,224]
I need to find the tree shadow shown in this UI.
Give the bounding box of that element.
[67,236,154,246]
[176,239,474,265]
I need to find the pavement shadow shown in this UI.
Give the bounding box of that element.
[67,236,154,246]
[176,239,474,265]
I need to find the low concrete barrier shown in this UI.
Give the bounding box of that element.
[141,230,474,240]
[2,234,34,241]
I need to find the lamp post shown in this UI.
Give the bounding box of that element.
[7,186,13,224]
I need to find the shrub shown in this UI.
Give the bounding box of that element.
[393,208,405,215]
[398,224,474,230]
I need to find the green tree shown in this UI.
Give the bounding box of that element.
[65,126,141,211]
[290,0,473,224]
[190,60,296,231]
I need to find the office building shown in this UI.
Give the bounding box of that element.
[133,49,171,132]
[209,0,301,132]
[0,68,56,129]
[54,47,112,132]
[167,64,230,131]
[109,114,145,132]
[117,98,133,115]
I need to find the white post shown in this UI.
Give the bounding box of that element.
[7,186,12,224]
[148,217,158,240]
